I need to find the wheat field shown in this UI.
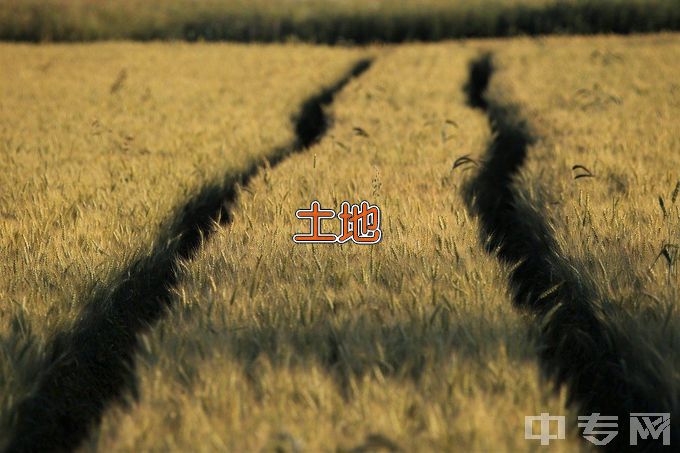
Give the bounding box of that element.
[88,43,581,452]
[0,32,678,452]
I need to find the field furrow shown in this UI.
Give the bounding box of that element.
[0,44,366,450]
[5,57,372,452]
[468,35,679,450]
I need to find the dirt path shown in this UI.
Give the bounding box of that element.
[5,58,373,453]
[462,53,677,451]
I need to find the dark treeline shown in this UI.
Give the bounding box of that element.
[182,3,680,43]
[1,0,679,43]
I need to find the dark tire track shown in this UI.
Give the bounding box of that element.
[4,58,372,453]
[463,54,677,451]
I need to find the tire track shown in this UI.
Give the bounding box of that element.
[463,54,677,451]
[5,58,372,453]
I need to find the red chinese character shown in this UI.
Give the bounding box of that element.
[337,201,382,244]
[293,200,337,243]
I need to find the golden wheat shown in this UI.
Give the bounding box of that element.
[90,43,580,452]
